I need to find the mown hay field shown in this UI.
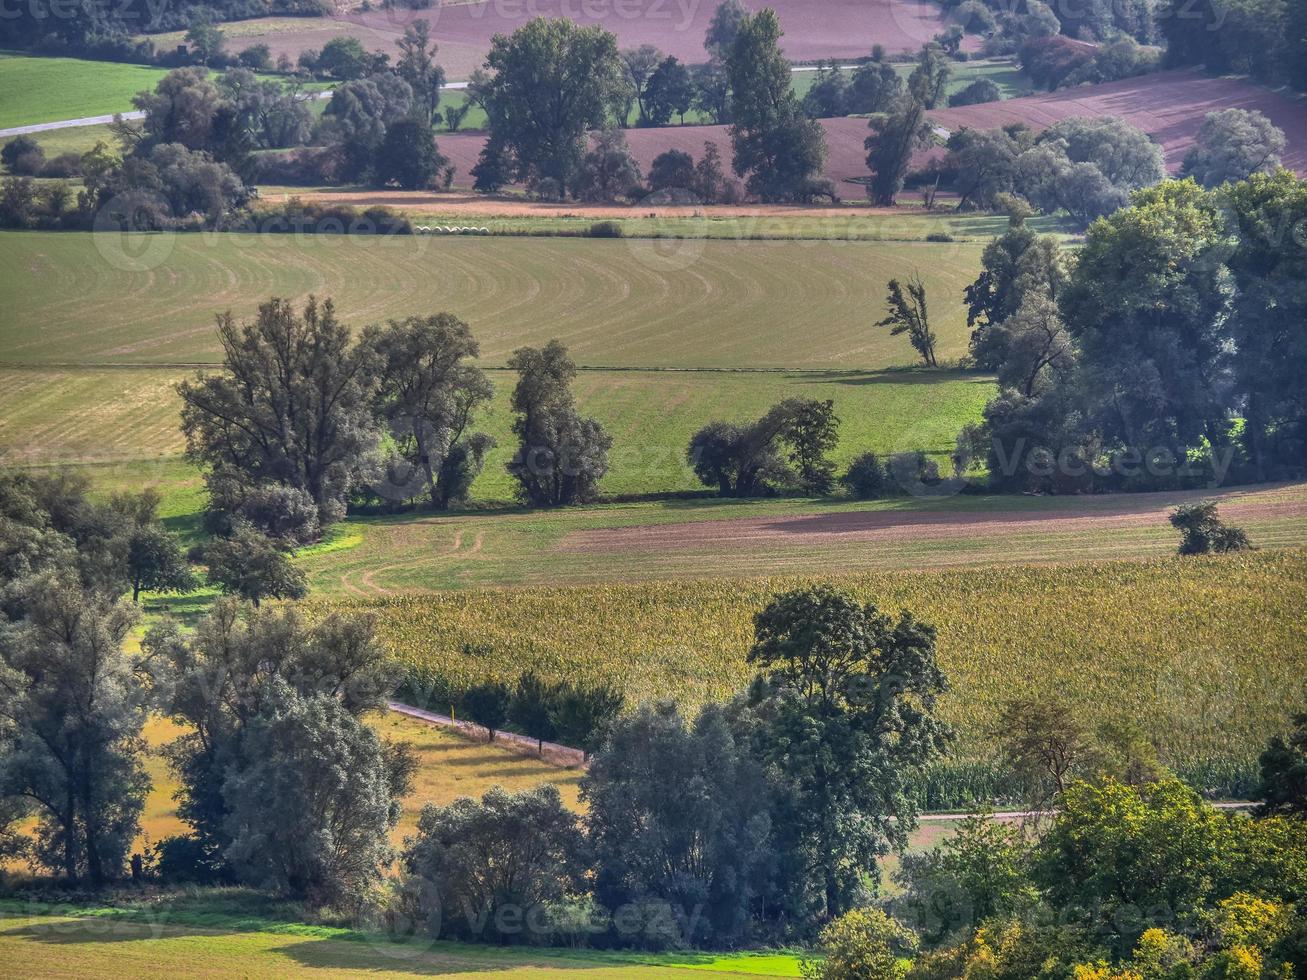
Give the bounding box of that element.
[316,551,1307,775]
[0,231,984,368]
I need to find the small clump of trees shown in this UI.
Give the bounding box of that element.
[687,397,839,497]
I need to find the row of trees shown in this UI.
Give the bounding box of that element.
[961,170,1307,492]
[177,297,611,552]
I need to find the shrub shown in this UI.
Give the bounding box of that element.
[949,78,1002,107]
[1169,501,1254,555]
[802,907,919,980]
[842,451,888,499]
[588,219,624,238]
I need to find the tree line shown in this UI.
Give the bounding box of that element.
[957,171,1307,493]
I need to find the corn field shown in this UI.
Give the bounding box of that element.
[313,551,1307,800]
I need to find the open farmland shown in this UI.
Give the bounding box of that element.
[0,52,170,130]
[300,481,1307,592]
[316,549,1307,778]
[925,69,1307,174]
[0,231,984,368]
[168,0,978,80]
[0,365,993,497]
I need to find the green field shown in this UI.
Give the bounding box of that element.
[0,231,985,368]
[0,365,993,495]
[0,905,805,978]
[0,52,172,130]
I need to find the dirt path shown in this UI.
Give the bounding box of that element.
[388,700,586,768]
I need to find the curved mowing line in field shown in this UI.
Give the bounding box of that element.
[0,232,984,370]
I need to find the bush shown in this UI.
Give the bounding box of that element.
[153,834,226,885]
[949,78,1002,107]
[842,451,888,498]
[588,220,623,238]
[1170,501,1254,555]
[925,231,955,242]
[802,907,918,980]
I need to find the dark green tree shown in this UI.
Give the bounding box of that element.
[374,117,447,190]
[178,296,380,529]
[907,42,951,108]
[362,313,494,510]
[778,398,840,495]
[0,578,148,884]
[877,273,938,366]
[643,56,695,126]
[1254,711,1307,818]
[475,18,625,196]
[396,21,446,124]
[223,680,413,902]
[125,523,196,603]
[1060,180,1235,483]
[505,341,612,506]
[144,599,395,873]
[1169,500,1253,554]
[549,681,624,760]
[744,585,951,920]
[509,672,562,755]
[583,701,776,946]
[204,524,308,606]
[865,95,931,206]
[461,680,512,741]
[726,9,829,202]
[402,785,585,941]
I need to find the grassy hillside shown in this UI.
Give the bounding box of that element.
[321,550,1307,777]
[0,231,985,368]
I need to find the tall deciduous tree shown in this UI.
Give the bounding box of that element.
[178,296,381,530]
[0,578,148,884]
[144,599,395,868]
[362,313,494,509]
[396,20,446,124]
[877,273,938,366]
[474,18,625,197]
[1060,180,1234,478]
[222,680,412,902]
[743,585,951,920]
[726,9,829,202]
[865,95,931,206]
[583,701,776,945]
[505,341,612,506]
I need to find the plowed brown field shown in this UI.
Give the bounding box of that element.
[220,0,979,77]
